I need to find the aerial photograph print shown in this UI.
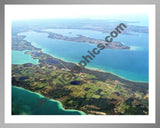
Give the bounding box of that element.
[11,5,149,115]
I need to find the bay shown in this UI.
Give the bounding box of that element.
[18,29,148,82]
[12,50,39,64]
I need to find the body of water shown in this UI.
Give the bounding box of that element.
[18,29,148,82]
[12,50,39,64]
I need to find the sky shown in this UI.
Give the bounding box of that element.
[5,5,152,20]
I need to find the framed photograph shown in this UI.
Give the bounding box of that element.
[1,0,159,127]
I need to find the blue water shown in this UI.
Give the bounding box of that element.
[18,29,148,82]
[12,50,39,64]
[12,86,85,115]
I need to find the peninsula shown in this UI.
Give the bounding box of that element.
[44,32,130,49]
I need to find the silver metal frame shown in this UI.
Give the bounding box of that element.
[0,0,159,127]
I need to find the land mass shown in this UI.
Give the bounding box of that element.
[12,34,148,115]
[12,19,148,36]
[37,30,130,49]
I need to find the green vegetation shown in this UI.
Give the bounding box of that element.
[12,63,148,115]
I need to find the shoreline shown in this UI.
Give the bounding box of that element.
[84,66,148,83]
[12,50,39,65]
[27,45,148,83]
[12,86,86,115]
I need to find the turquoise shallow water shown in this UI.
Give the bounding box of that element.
[12,50,39,64]
[18,29,149,82]
[12,86,85,115]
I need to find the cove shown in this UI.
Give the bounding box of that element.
[12,50,39,64]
